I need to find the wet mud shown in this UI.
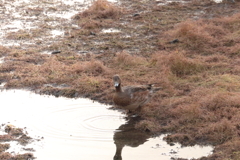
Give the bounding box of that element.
[0,124,35,160]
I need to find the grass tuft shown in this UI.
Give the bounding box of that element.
[79,0,121,19]
[172,20,215,51]
[1,1,240,159]
[113,51,147,69]
[151,51,206,77]
[199,118,236,144]
[200,92,240,111]
[135,119,160,133]
[73,0,122,31]
[0,46,10,57]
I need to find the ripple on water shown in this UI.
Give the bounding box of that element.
[0,90,213,160]
[33,105,126,141]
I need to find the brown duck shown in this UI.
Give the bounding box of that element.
[113,75,161,111]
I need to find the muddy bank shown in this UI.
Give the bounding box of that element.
[0,124,35,160]
[0,0,240,159]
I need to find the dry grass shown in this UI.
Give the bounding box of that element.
[6,30,33,40]
[211,138,240,160]
[0,125,34,160]
[165,51,205,76]
[200,92,240,111]
[214,12,240,32]
[0,46,10,57]
[0,153,34,160]
[165,12,240,56]
[199,118,236,144]
[80,19,103,30]
[113,51,147,69]
[0,144,9,153]
[78,0,121,19]
[71,59,109,76]
[73,0,122,30]
[1,0,240,159]
[174,20,214,48]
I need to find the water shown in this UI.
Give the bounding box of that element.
[102,28,121,33]
[0,90,213,160]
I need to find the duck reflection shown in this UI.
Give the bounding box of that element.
[113,116,151,160]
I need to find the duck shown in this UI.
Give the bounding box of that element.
[113,75,161,111]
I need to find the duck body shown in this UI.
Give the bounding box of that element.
[113,75,159,111]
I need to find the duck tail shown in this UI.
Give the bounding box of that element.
[152,87,162,92]
[147,84,162,92]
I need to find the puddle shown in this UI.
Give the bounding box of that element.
[0,82,6,89]
[0,0,86,47]
[0,90,213,160]
[213,0,235,2]
[51,30,65,37]
[0,57,5,64]
[214,0,227,2]
[0,0,121,47]
[149,136,213,159]
[41,51,52,55]
[102,28,121,33]
[156,0,187,5]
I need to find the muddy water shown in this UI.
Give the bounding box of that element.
[0,90,213,160]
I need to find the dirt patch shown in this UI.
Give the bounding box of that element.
[1,0,240,159]
[0,124,35,160]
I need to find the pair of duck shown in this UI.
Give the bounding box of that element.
[112,75,161,111]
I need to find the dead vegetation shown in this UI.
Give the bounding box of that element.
[73,0,122,30]
[77,0,121,19]
[0,124,34,160]
[1,0,240,159]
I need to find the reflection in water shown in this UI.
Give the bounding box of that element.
[113,116,151,160]
[0,90,213,160]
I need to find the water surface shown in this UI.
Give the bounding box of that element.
[0,90,213,160]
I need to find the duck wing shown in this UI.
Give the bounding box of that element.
[122,85,152,107]
[122,85,152,94]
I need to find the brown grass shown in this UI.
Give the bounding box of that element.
[200,92,240,111]
[0,46,10,57]
[198,118,236,144]
[0,125,34,160]
[1,0,240,159]
[80,19,103,30]
[164,12,240,56]
[214,12,240,32]
[73,0,122,30]
[78,0,121,19]
[6,30,33,40]
[168,52,205,77]
[135,119,161,132]
[71,59,109,76]
[211,138,240,160]
[113,51,147,69]
[150,51,206,78]
[0,152,34,160]
[169,20,217,53]
[0,144,9,153]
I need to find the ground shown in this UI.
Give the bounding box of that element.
[0,124,35,159]
[0,0,240,159]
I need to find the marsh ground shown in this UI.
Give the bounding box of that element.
[1,0,240,159]
[0,124,35,159]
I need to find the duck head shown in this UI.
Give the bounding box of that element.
[113,75,121,88]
